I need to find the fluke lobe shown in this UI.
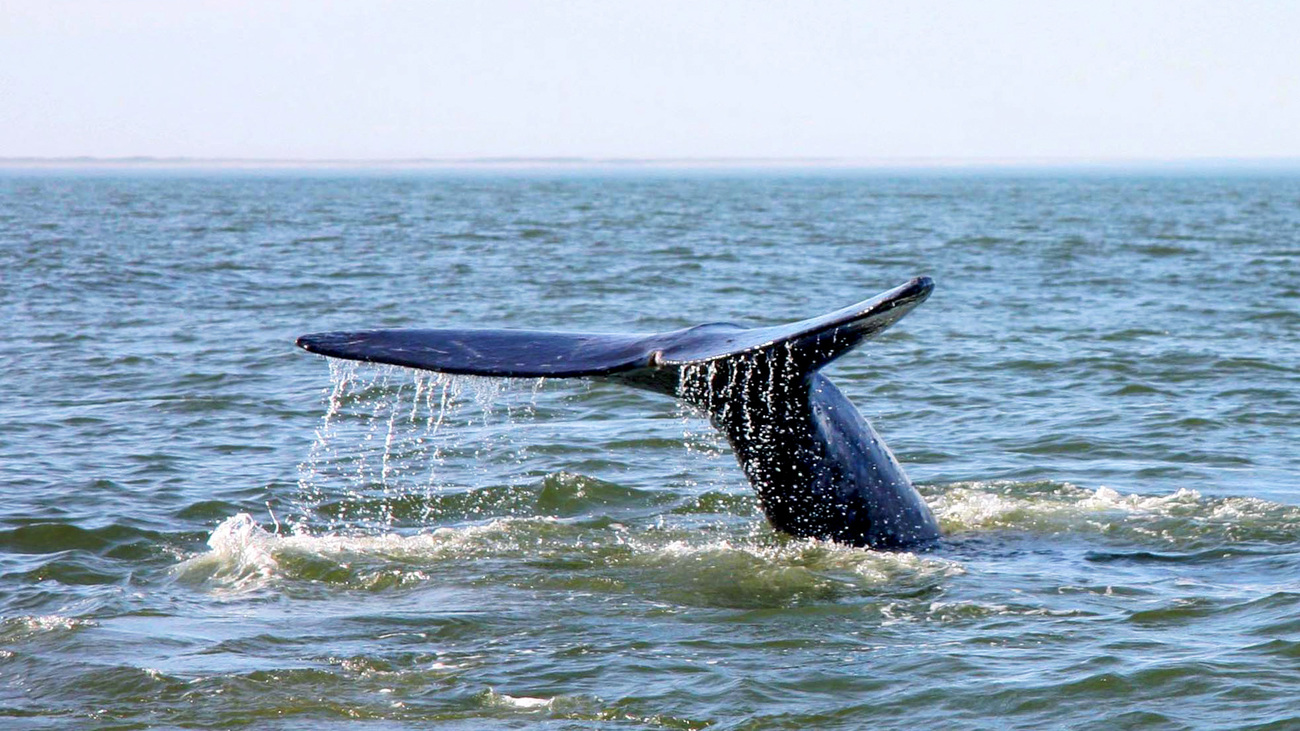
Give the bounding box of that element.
[297,277,941,549]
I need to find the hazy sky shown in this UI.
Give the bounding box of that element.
[2,0,1298,161]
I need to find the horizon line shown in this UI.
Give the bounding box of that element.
[3,155,1300,171]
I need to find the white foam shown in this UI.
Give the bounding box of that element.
[483,689,553,711]
[929,482,1204,532]
[928,480,1300,547]
[181,509,961,598]
[177,513,280,591]
[178,513,566,591]
[0,615,96,642]
[621,533,963,593]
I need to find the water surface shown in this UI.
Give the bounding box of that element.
[2,171,1299,729]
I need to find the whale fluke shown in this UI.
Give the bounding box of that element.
[297,276,941,549]
[296,277,931,380]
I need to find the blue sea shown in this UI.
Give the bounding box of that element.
[2,169,1299,729]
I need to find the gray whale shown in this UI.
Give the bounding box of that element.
[297,277,940,549]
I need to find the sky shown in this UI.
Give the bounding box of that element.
[1,0,1298,162]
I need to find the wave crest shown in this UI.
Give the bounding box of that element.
[929,480,1300,547]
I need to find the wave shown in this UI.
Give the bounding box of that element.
[0,615,96,645]
[181,476,1300,608]
[301,471,679,528]
[927,480,1300,548]
[177,509,959,607]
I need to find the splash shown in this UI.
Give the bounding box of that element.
[180,508,959,607]
[929,480,1300,548]
[675,343,800,486]
[477,688,554,711]
[183,512,280,592]
[0,615,97,644]
[292,361,547,534]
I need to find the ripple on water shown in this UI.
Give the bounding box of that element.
[7,173,1300,729]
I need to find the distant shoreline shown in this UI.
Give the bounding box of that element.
[3,156,1299,173]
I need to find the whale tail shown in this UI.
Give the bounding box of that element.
[295,276,933,391]
[297,276,940,548]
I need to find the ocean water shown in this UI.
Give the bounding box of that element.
[2,170,1299,729]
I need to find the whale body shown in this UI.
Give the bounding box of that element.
[297,277,941,549]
